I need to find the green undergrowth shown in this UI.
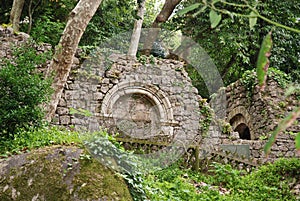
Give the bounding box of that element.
[142,158,300,201]
[0,126,82,158]
[1,126,299,200]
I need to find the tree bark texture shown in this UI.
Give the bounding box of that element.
[128,0,147,57]
[9,0,25,31]
[143,0,182,55]
[45,0,103,122]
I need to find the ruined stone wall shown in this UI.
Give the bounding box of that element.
[54,54,202,142]
[0,26,52,56]
[1,26,298,164]
[209,76,300,162]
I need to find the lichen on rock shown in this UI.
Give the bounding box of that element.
[0,145,132,201]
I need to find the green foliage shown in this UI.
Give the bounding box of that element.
[208,162,242,187]
[144,0,163,27]
[80,0,136,46]
[19,0,77,45]
[137,54,156,65]
[241,68,292,99]
[171,0,300,88]
[296,132,300,149]
[256,31,272,90]
[198,99,213,134]
[142,159,300,200]
[0,126,81,158]
[177,3,202,16]
[184,64,210,98]
[268,68,292,88]
[249,11,257,30]
[69,108,93,117]
[82,131,148,201]
[28,16,65,46]
[0,41,53,137]
[220,120,233,135]
[236,158,300,200]
[209,10,222,29]
[241,69,257,99]
[0,125,299,200]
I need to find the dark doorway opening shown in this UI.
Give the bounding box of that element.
[234,123,251,140]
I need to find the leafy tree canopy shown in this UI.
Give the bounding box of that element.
[169,0,300,90]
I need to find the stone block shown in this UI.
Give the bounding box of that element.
[60,115,71,125]
[57,107,69,115]
[94,92,104,100]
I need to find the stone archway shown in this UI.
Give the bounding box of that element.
[99,81,178,139]
[228,106,253,140]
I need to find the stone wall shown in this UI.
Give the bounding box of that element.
[54,54,202,143]
[0,26,52,72]
[209,76,300,162]
[1,25,299,164]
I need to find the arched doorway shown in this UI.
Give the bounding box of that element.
[229,113,252,140]
[234,123,251,140]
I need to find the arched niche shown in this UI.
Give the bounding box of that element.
[99,81,178,139]
[228,106,253,140]
[234,123,251,140]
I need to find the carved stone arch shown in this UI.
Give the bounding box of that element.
[99,81,178,139]
[227,106,253,140]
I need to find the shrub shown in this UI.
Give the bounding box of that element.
[0,41,52,137]
[29,16,65,46]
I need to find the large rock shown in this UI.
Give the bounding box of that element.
[0,146,132,201]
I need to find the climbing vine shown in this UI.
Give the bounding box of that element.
[198,99,213,135]
[241,68,292,100]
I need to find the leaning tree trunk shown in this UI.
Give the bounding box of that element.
[45,0,103,122]
[9,0,25,31]
[142,0,182,55]
[128,0,147,57]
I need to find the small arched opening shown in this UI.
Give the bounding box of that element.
[229,113,252,140]
[234,123,251,140]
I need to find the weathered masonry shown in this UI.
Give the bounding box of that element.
[1,26,299,164]
[54,54,202,143]
[210,76,300,162]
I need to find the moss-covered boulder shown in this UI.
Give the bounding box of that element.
[0,145,132,201]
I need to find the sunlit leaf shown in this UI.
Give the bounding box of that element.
[249,11,257,30]
[296,133,300,150]
[256,31,272,91]
[192,6,207,17]
[209,10,222,29]
[177,3,201,16]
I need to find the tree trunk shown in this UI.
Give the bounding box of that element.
[9,0,25,31]
[143,0,182,55]
[27,0,41,34]
[45,0,103,122]
[128,0,147,57]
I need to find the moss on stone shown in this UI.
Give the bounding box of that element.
[0,145,132,201]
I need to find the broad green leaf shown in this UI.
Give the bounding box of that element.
[256,31,272,91]
[296,132,300,149]
[249,11,257,30]
[177,3,201,16]
[264,107,300,154]
[209,10,222,28]
[192,6,207,17]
